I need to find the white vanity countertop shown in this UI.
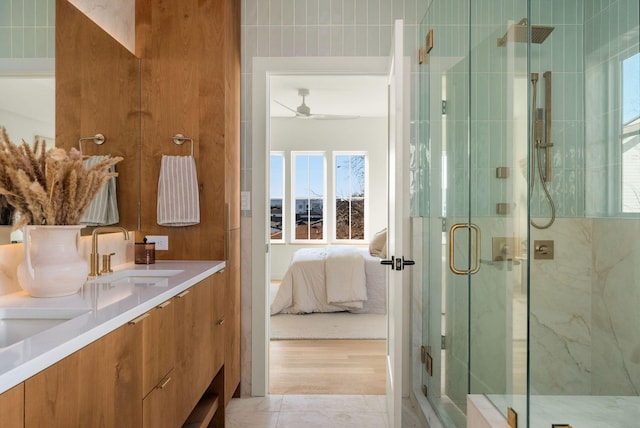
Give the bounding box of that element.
[0,260,225,394]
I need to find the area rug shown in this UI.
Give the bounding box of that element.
[270,312,387,340]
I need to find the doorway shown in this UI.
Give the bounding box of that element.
[250,57,391,397]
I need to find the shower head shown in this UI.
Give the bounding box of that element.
[497,18,554,47]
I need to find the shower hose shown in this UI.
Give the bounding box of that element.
[530,73,556,230]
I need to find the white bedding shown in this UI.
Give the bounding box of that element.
[270,246,387,315]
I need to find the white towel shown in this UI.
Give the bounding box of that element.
[157,155,200,226]
[80,155,119,226]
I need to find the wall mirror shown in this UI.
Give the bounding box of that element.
[0,0,140,244]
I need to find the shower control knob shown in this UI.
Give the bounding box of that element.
[533,240,554,260]
[536,245,549,254]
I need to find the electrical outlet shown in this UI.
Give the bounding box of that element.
[146,235,169,251]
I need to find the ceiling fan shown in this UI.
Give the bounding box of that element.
[273,88,360,120]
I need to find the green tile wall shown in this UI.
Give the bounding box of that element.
[0,0,54,58]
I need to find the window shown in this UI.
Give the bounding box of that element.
[335,153,367,240]
[270,153,285,241]
[622,52,640,213]
[292,153,325,240]
[273,150,370,243]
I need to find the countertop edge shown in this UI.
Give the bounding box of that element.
[0,260,225,394]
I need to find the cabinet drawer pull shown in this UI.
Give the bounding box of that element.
[215,318,225,326]
[158,376,172,389]
[128,313,150,325]
[157,300,172,309]
[176,290,190,298]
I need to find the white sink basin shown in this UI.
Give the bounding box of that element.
[0,307,91,349]
[88,269,183,286]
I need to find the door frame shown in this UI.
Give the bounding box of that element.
[251,56,398,396]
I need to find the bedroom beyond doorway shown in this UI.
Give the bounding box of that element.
[269,280,387,395]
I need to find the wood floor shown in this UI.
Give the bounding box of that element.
[269,339,387,395]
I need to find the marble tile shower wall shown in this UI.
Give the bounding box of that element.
[0,0,55,58]
[584,0,640,216]
[529,217,640,396]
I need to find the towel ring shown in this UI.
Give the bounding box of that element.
[172,134,194,156]
[79,133,106,154]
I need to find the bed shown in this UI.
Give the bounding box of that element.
[270,246,387,315]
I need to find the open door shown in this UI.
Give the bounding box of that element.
[384,19,412,428]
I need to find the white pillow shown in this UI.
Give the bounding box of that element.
[369,228,387,258]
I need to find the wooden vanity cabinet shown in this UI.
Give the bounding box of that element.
[24,320,143,428]
[225,229,240,402]
[142,299,176,428]
[142,299,175,396]
[143,369,176,428]
[174,274,225,425]
[0,383,24,428]
[16,275,224,427]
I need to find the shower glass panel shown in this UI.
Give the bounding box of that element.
[419,0,639,427]
[527,0,640,426]
[419,1,471,426]
[468,0,530,420]
[419,0,529,426]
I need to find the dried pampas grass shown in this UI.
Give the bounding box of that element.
[0,127,123,228]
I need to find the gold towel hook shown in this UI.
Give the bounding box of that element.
[172,134,194,156]
[78,133,106,154]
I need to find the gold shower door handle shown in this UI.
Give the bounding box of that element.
[448,223,481,275]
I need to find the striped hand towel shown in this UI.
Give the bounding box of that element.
[80,155,119,226]
[157,155,200,227]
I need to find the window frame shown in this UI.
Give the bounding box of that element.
[269,152,286,243]
[333,151,369,242]
[290,151,327,243]
[619,51,640,215]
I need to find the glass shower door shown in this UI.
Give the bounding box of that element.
[420,1,472,426]
[420,0,530,426]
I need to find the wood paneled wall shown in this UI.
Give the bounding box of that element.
[137,0,240,262]
[57,0,241,404]
[56,1,140,230]
[137,0,241,401]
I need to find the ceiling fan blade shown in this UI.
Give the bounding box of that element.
[273,92,359,120]
[309,113,360,120]
[272,99,304,116]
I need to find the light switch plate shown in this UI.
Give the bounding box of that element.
[146,235,169,251]
[241,191,251,210]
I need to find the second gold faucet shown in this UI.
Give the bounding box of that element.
[90,227,130,277]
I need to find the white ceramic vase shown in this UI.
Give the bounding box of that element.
[17,225,89,298]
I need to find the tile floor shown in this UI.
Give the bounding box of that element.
[226,394,426,428]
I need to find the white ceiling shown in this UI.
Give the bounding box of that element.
[269,75,388,118]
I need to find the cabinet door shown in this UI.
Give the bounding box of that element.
[143,299,175,397]
[143,371,176,428]
[25,322,143,428]
[174,279,214,425]
[211,270,226,375]
[0,383,24,428]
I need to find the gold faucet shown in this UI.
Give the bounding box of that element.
[90,227,130,277]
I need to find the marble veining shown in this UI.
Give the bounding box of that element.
[485,394,640,428]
